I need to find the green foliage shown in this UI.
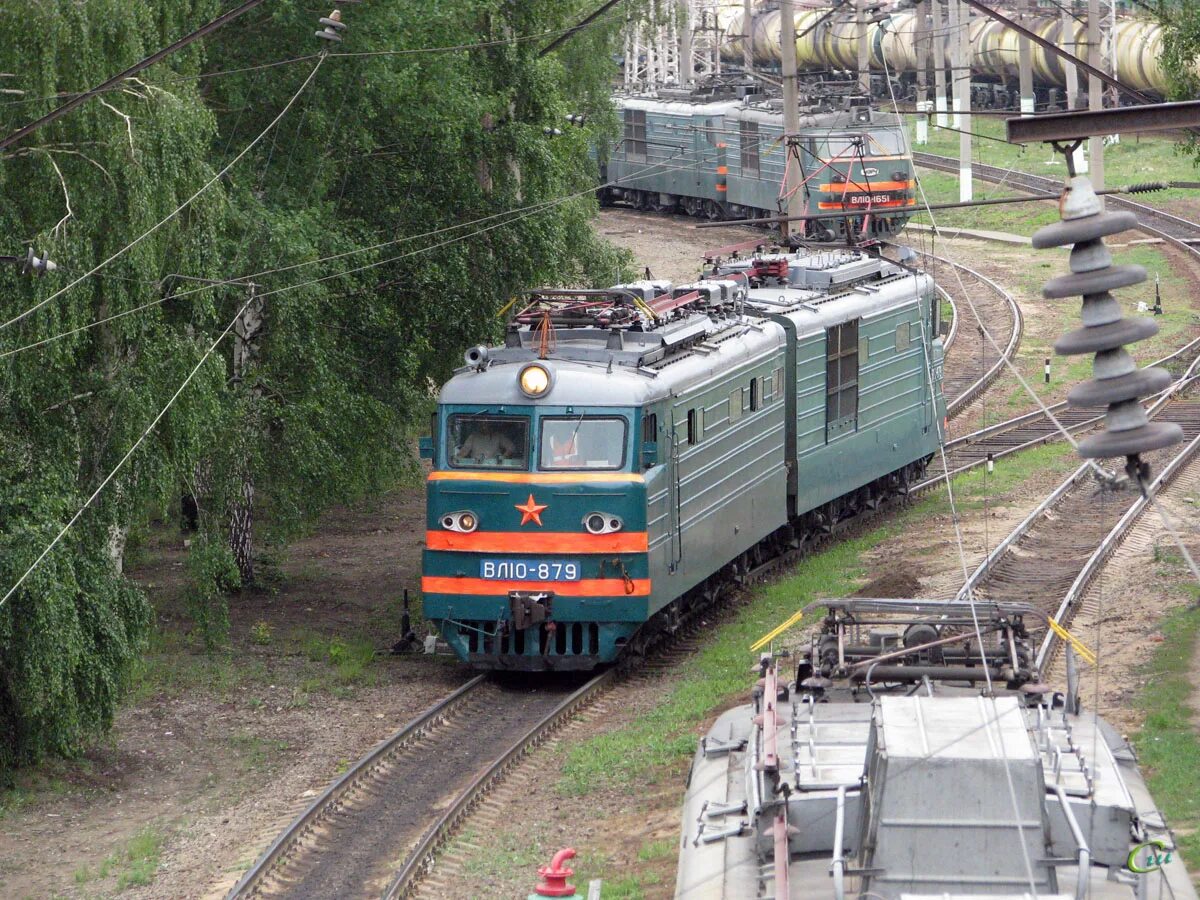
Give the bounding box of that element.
[1133,605,1200,871]
[249,620,273,646]
[95,825,163,889]
[0,1,628,771]
[185,537,240,650]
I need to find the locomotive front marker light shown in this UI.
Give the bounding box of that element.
[441,511,479,533]
[519,363,553,398]
[583,513,623,535]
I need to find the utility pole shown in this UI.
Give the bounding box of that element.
[948,0,961,129]
[1063,3,1087,172]
[1088,0,1105,191]
[780,0,802,241]
[1017,0,1033,115]
[857,0,870,95]
[743,0,754,75]
[957,0,972,201]
[915,0,929,145]
[679,0,693,86]
[931,0,948,128]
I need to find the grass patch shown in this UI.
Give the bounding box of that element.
[293,631,378,697]
[459,828,545,878]
[1132,604,1200,870]
[229,732,290,772]
[97,825,164,889]
[127,628,267,704]
[560,525,894,796]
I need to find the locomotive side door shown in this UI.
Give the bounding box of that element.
[668,409,683,572]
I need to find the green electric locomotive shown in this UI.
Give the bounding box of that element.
[601,87,916,242]
[420,246,945,671]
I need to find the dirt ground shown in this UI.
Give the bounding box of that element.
[4,207,1200,899]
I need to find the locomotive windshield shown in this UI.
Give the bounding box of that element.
[539,416,627,471]
[865,128,906,157]
[448,414,528,469]
[812,129,905,162]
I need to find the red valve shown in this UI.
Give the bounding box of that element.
[534,847,577,897]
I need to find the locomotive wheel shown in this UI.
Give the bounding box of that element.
[703,199,722,221]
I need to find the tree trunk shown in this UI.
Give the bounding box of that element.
[229,284,263,586]
[229,473,254,585]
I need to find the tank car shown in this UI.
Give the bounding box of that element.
[419,248,945,670]
[676,598,1197,899]
[722,4,1172,100]
[603,90,916,242]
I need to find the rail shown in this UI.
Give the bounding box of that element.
[954,363,1198,603]
[1034,355,1200,671]
[382,669,616,899]
[914,336,1200,493]
[226,674,487,898]
[916,248,1024,418]
[912,152,1200,262]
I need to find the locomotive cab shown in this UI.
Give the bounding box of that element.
[422,354,659,670]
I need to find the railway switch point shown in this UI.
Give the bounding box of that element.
[532,847,580,898]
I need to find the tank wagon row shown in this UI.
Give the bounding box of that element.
[420,248,945,670]
[603,90,917,242]
[716,4,1169,98]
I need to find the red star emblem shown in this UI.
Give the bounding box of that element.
[515,493,548,527]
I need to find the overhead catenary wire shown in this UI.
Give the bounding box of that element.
[0,0,270,150]
[879,53,1041,898]
[0,142,718,610]
[0,285,263,612]
[0,143,722,360]
[0,54,327,335]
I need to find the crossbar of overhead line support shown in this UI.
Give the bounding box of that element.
[1006,101,1200,144]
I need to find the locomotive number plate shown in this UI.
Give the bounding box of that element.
[480,558,581,581]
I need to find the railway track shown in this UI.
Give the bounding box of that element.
[951,356,1200,658]
[227,673,608,898]
[906,248,1022,419]
[912,151,1200,259]
[916,336,1200,491]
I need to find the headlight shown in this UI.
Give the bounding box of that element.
[583,513,623,535]
[518,363,552,398]
[441,511,479,533]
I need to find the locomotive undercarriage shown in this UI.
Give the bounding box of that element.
[600,187,855,243]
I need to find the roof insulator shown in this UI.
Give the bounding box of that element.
[20,247,56,277]
[1033,175,1182,465]
[316,9,346,43]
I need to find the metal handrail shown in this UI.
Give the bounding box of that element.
[831,784,849,900]
[1054,784,1092,900]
